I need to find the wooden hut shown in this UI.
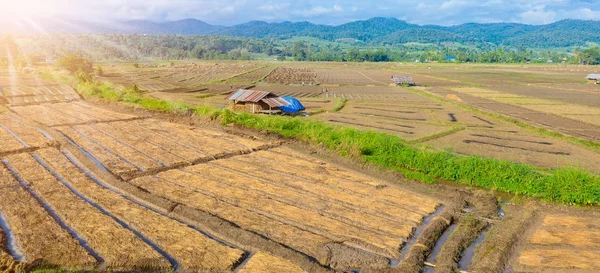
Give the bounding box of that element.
[391,75,415,86]
[226,89,289,114]
[587,74,600,84]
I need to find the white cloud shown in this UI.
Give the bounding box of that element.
[0,0,598,26]
[440,0,470,10]
[293,4,343,17]
[518,7,557,24]
[257,2,291,12]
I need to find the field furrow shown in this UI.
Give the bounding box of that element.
[130,175,334,264]
[59,126,138,174]
[232,148,438,214]
[134,119,265,151]
[36,148,245,271]
[0,129,25,153]
[90,123,189,166]
[71,125,161,170]
[209,159,425,224]
[45,103,99,122]
[70,102,137,121]
[11,104,80,126]
[99,122,205,160]
[10,102,138,127]
[72,126,163,171]
[0,164,96,269]
[519,249,600,270]
[4,153,169,270]
[138,168,403,256]
[185,163,415,238]
[0,116,50,148]
[238,252,307,273]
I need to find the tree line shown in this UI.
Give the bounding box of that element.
[11,34,600,65]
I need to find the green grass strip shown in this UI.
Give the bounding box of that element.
[48,71,600,206]
[331,97,348,112]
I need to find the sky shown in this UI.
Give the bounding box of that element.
[1,0,600,26]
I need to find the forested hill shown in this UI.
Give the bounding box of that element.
[6,17,600,48]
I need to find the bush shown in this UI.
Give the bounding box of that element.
[56,54,93,74]
[95,66,104,76]
[75,70,93,83]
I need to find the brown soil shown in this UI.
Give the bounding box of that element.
[238,252,307,273]
[434,217,489,273]
[315,69,387,86]
[0,164,97,270]
[5,153,170,270]
[36,148,246,271]
[264,68,317,85]
[508,204,600,273]
[5,64,600,273]
[424,128,600,174]
[314,113,448,140]
[387,202,464,273]
[470,203,538,273]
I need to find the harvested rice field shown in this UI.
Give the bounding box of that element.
[0,82,457,272]
[0,73,79,106]
[423,126,600,173]
[99,61,261,92]
[130,147,440,262]
[2,63,600,273]
[0,114,55,155]
[10,101,140,127]
[237,252,307,273]
[511,211,600,273]
[56,118,275,179]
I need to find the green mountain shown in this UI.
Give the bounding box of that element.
[6,17,600,49]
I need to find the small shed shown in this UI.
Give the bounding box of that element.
[587,74,600,84]
[391,75,415,86]
[226,89,289,114]
[279,96,306,113]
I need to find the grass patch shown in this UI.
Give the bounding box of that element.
[410,127,465,144]
[48,69,600,206]
[194,93,217,99]
[220,112,600,205]
[331,97,348,112]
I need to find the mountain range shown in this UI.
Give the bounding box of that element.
[4,17,600,48]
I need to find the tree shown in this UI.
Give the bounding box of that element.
[292,41,308,61]
[347,48,360,62]
[579,47,600,65]
[56,54,93,74]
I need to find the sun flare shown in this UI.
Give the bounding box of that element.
[0,0,60,20]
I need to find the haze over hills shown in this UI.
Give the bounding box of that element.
[4,17,600,48]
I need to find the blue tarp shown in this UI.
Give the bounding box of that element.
[280,96,305,113]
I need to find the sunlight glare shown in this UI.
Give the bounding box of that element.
[0,0,60,20]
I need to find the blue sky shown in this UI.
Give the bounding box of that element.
[3,0,600,26]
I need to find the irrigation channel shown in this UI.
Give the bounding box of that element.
[62,150,255,272]
[422,223,458,273]
[390,205,446,267]
[0,212,25,262]
[1,159,105,266]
